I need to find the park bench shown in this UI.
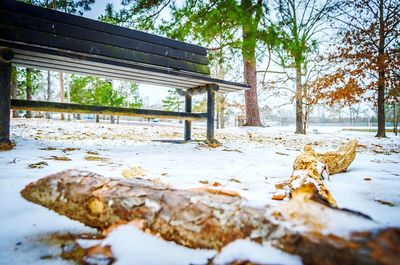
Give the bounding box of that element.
[0,0,248,146]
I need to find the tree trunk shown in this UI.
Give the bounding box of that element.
[220,95,225,129]
[376,0,386,137]
[393,103,398,136]
[46,71,51,119]
[216,99,220,129]
[295,65,304,134]
[25,68,33,118]
[241,0,262,127]
[303,111,308,134]
[21,169,400,265]
[11,66,19,118]
[59,72,65,121]
[76,113,81,120]
[110,115,115,124]
[96,114,99,123]
[242,57,262,126]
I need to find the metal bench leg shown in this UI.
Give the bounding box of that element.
[206,84,216,144]
[0,48,13,147]
[184,94,192,141]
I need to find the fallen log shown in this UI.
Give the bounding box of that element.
[274,144,337,206]
[317,139,358,175]
[21,170,273,250]
[21,170,400,264]
[273,140,358,207]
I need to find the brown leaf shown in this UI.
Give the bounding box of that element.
[272,194,286,200]
[49,156,71,161]
[28,161,48,169]
[191,187,241,197]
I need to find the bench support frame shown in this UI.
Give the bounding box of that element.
[0,47,13,145]
[184,94,192,141]
[206,84,217,144]
[0,47,219,145]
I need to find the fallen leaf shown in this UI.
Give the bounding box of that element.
[364,177,372,181]
[272,193,286,200]
[28,161,48,169]
[230,178,241,183]
[122,165,146,179]
[375,199,394,207]
[0,140,16,151]
[191,187,241,197]
[85,244,114,263]
[62,147,80,153]
[222,148,243,153]
[40,147,57,151]
[275,151,289,156]
[275,182,286,189]
[49,156,71,161]
[199,180,209,185]
[85,155,107,162]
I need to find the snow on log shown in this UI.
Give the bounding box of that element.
[21,170,400,264]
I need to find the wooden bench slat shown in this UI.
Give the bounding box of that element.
[0,25,210,75]
[0,11,208,65]
[1,0,207,56]
[13,56,205,89]
[1,43,248,92]
[11,99,208,121]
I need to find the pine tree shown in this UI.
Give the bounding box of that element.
[100,0,282,126]
[162,89,184,112]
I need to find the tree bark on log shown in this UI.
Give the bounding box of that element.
[21,170,400,264]
[21,170,272,250]
[316,139,357,175]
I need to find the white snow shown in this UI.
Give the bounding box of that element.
[1,118,399,264]
[100,225,216,265]
[213,240,301,265]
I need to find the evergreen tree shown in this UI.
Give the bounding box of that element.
[162,89,184,112]
[101,0,280,126]
[17,68,41,118]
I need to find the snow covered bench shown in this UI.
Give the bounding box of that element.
[0,0,248,147]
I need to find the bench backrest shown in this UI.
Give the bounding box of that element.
[0,0,210,75]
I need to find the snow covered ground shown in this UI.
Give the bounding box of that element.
[0,118,399,264]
